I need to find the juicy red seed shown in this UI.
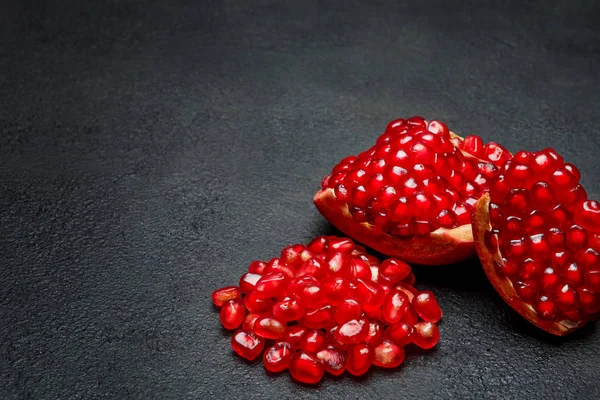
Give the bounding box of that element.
[231,330,265,361]
[254,317,287,340]
[264,260,295,280]
[573,200,600,232]
[283,325,309,347]
[248,261,268,274]
[334,318,369,345]
[263,342,293,373]
[220,299,246,330]
[255,272,288,298]
[461,135,484,158]
[239,272,262,294]
[288,276,324,308]
[534,296,557,321]
[289,352,325,384]
[379,258,412,284]
[321,275,351,306]
[299,329,327,354]
[316,346,347,376]
[346,344,373,376]
[242,313,262,331]
[413,322,440,349]
[325,252,348,276]
[243,292,274,313]
[334,298,363,325]
[365,321,384,347]
[385,322,414,345]
[352,278,386,308]
[296,256,326,279]
[413,291,443,323]
[328,237,355,254]
[303,305,335,329]
[566,225,587,252]
[382,290,410,324]
[307,236,328,253]
[373,340,405,368]
[280,244,309,268]
[211,286,241,307]
[272,297,304,321]
[348,258,371,280]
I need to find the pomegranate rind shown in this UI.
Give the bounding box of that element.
[314,188,476,266]
[472,193,584,336]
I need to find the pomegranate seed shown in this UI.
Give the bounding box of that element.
[298,329,327,354]
[296,256,326,279]
[242,313,262,331]
[379,259,412,284]
[413,322,440,349]
[382,290,410,324]
[272,297,304,322]
[288,276,324,308]
[255,272,288,298]
[385,322,414,345]
[346,344,373,376]
[307,236,328,253]
[303,304,335,329]
[220,299,246,330]
[365,320,384,347]
[352,278,386,308]
[239,272,262,294]
[348,258,371,280]
[243,292,274,313]
[231,330,264,361]
[263,342,293,372]
[334,318,369,345]
[334,298,363,325]
[283,325,309,347]
[321,275,351,305]
[254,317,287,340]
[264,259,295,280]
[211,286,241,307]
[413,291,443,323]
[289,352,325,384]
[316,346,347,376]
[373,340,405,368]
[280,244,309,268]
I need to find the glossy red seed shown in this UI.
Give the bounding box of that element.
[288,276,324,309]
[283,325,309,347]
[352,278,386,308]
[242,313,262,331]
[534,296,557,321]
[220,299,246,330]
[231,330,265,361]
[317,346,347,376]
[555,284,579,311]
[248,261,268,274]
[321,275,351,306]
[334,318,369,345]
[413,291,443,323]
[299,329,327,354]
[373,340,405,368]
[296,256,326,279]
[254,317,287,340]
[303,305,335,329]
[334,298,363,325]
[280,244,309,268]
[212,286,241,307]
[255,272,288,298]
[365,320,384,347]
[263,342,293,373]
[379,259,412,284]
[346,344,373,376]
[307,236,328,253]
[239,272,262,294]
[413,322,440,349]
[272,297,304,322]
[385,322,414,345]
[289,352,325,384]
[382,290,410,324]
[243,292,274,313]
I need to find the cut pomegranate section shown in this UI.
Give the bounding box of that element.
[315,117,511,265]
[212,236,441,383]
[472,149,600,336]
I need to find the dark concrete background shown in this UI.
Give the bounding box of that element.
[1,0,599,398]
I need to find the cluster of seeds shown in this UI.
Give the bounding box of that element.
[485,149,600,322]
[212,236,441,384]
[321,116,510,237]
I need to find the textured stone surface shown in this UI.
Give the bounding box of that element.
[1,0,599,398]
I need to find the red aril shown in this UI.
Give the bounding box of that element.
[283,325,309,347]
[298,329,327,354]
[473,148,600,336]
[413,321,441,349]
[316,345,347,376]
[239,272,262,294]
[231,330,265,361]
[272,297,304,321]
[263,342,293,373]
[289,352,325,384]
[253,317,287,340]
[346,344,373,376]
[254,272,288,298]
[303,304,335,329]
[373,340,405,368]
[315,117,511,265]
[220,299,246,330]
[382,290,410,324]
[413,291,443,323]
[334,318,369,345]
[212,286,241,307]
[334,298,363,324]
[242,313,262,331]
[364,320,384,347]
[385,322,414,345]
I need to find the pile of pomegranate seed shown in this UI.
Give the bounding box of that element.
[212,236,441,384]
[484,149,600,325]
[320,116,510,237]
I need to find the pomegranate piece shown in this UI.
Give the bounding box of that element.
[346,344,373,376]
[473,148,600,336]
[219,299,246,330]
[211,286,241,307]
[253,317,287,340]
[213,236,442,383]
[373,340,405,368]
[316,346,347,376]
[289,352,325,384]
[263,342,293,373]
[315,117,511,265]
[231,330,265,361]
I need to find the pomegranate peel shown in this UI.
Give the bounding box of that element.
[314,188,475,265]
[472,194,582,336]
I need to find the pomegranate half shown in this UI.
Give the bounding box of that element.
[472,149,600,336]
[314,116,511,265]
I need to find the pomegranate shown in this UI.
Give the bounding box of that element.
[211,236,441,383]
[472,149,600,336]
[314,116,511,265]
